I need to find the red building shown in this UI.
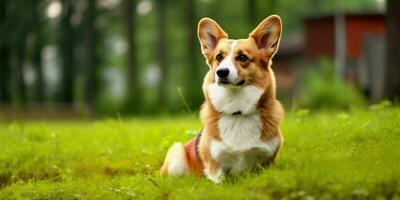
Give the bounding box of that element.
[273,13,386,102]
[304,13,386,99]
[304,13,385,61]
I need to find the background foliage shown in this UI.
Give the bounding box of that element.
[0,0,386,116]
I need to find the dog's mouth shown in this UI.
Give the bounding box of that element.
[218,79,246,86]
[236,80,246,86]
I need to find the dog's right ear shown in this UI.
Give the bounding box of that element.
[198,18,228,59]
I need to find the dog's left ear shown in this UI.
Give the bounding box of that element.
[249,15,282,58]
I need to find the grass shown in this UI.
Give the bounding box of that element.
[0,103,400,199]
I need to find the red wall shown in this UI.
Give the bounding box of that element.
[345,15,385,60]
[304,14,385,60]
[304,18,335,58]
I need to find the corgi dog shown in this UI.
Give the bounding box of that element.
[160,15,284,183]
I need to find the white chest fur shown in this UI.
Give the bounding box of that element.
[207,83,264,115]
[210,113,280,173]
[206,83,280,174]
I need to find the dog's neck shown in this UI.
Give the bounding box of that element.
[206,83,264,116]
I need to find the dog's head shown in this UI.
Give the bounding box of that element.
[198,15,282,94]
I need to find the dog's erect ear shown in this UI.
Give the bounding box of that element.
[249,15,282,57]
[198,18,228,57]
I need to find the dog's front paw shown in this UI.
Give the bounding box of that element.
[209,174,224,184]
[205,168,224,184]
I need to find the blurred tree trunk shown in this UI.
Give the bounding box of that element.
[156,0,167,107]
[247,0,256,27]
[122,0,141,113]
[5,0,30,105]
[15,38,27,104]
[0,1,11,102]
[269,0,277,14]
[253,0,277,23]
[185,0,202,108]
[83,0,98,107]
[0,47,11,103]
[32,0,44,103]
[33,31,44,103]
[58,0,75,103]
[384,0,400,99]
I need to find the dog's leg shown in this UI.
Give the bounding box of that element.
[266,143,280,165]
[204,159,224,183]
[160,142,189,177]
[265,134,283,166]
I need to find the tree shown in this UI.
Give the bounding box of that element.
[32,0,45,103]
[247,0,257,27]
[83,0,99,106]
[0,0,11,103]
[0,45,11,103]
[156,0,167,107]
[184,0,202,108]
[384,0,400,99]
[58,0,75,103]
[122,0,141,113]
[13,1,28,105]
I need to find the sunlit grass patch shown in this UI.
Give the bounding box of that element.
[0,106,400,199]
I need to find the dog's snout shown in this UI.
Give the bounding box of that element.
[216,68,229,78]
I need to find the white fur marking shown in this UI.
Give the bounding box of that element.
[210,128,280,174]
[165,142,189,176]
[207,83,263,115]
[208,112,280,174]
[218,114,263,150]
[215,41,239,83]
[204,167,224,183]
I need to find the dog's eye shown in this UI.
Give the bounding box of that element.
[236,54,248,62]
[216,53,224,62]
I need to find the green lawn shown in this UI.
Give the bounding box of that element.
[1,103,400,199]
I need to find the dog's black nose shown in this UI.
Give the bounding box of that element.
[216,68,229,78]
